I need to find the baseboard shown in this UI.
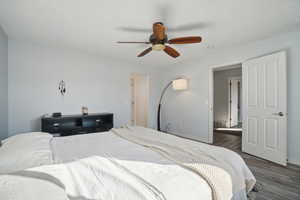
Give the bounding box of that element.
[165,131,206,143]
[288,158,300,166]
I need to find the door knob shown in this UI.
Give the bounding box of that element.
[273,112,284,117]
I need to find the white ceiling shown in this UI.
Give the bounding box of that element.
[0,0,300,66]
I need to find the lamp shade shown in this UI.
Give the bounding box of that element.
[172,78,188,90]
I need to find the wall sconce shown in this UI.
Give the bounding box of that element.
[59,80,66,96]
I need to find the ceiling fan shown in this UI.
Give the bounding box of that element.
[117,22,202,58]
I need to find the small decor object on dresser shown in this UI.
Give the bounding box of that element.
[52,112,62,118]
[81,106,88,115]
[41,113,113,137]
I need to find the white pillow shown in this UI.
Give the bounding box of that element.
[0,132,53,174]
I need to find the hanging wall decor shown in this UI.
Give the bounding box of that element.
[59,80,66,96]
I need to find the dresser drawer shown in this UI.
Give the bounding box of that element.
[41,119,62,133]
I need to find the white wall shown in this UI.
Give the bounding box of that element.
[161,29,300,164]
[0,25,8,140]
[8,40,163,136]
[214,66,242,127]
[6,29,300,164]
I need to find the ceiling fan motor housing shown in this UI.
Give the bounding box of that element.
[149,34,168,44]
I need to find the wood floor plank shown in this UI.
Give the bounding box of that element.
[213,132,300,200]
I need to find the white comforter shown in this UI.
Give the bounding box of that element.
[0,127,256,200]
[51,129,212,200]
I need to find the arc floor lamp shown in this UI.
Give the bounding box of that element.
[157,78,188,131]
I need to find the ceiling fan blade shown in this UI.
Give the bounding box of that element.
[137,47,152,57]
[117,41,150,44]
[167,22,210,32]
[164,46,180,58]
[153,23,165,40]
[168,36,202,44]
[117,27,152,33]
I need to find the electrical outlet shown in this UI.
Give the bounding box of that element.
[165,123,172,133]
[181,120,185,131]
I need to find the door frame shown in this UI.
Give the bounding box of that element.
[208,51,288,165]
[208,62,243,144]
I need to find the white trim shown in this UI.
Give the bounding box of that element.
[288,159,300,166]
[208,68,214,144]
[215,128,242,132]
[208,62,243,144]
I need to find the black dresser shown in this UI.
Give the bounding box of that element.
[41,113,113,136]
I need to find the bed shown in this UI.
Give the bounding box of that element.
[0,126,256,200]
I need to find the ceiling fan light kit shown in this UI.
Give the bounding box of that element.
[152,44,165,51]
[118,22,202,58]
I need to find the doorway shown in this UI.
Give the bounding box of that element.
[212,64,243,150]
[209,51,287,166]
[131,73,149,127]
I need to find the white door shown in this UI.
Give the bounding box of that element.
[228,77,241,127]
[131,74,149,127]
[242,51,287,165]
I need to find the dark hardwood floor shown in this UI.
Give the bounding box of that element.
[213,132,300,200]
